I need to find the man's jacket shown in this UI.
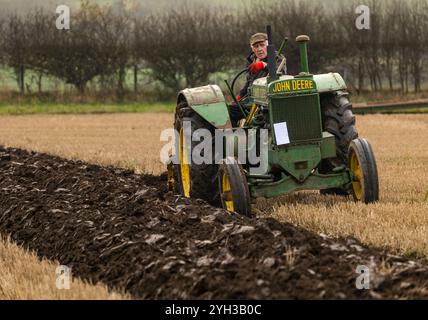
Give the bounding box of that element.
[239,52,286,98]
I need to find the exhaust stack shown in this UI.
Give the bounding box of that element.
[266,25,277,83]
[296,35,310,74]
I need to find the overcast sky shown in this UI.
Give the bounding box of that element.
[0,0,225,13]
[0,0,349,15]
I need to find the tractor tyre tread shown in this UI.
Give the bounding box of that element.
[320,91,358,196]
[175,101,220,206]
[218,158,252,216]
[348,138,379,203]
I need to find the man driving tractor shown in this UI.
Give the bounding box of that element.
[171,25,379,215]
[229,32,287,127]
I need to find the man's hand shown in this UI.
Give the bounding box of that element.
[236,95,241,101]
[248,61,267,74]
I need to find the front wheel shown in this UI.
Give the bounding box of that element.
[218,157,252,216]
[348,138,379,203]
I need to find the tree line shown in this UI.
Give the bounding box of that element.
[0,0,427,99]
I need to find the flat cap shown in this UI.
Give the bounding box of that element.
[250,33,268,46]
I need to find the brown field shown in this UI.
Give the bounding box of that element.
[0,113,427,298]
[0,113,171,175]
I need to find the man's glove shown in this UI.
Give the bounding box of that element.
[248,61,267,74]
[236,95,242,101]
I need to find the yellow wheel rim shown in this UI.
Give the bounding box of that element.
[350,151,363,200]
[221,171,234,213]
[179,127,190,198]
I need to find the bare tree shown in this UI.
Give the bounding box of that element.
[135,4,239,91]
[2,14,28,94]
[407,0,426,93]
[396,3,411,93]
[95,4,133,100]
[381,1,399,91]
[29,2,118,94]
[0,17,5,66]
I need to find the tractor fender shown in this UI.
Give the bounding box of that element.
[177,85,232,129]
[313,72,347,93]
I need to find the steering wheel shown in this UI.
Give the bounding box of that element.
[231,68,249,103]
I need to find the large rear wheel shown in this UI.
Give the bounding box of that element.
[320,91,358,195]
[174,100,220,205]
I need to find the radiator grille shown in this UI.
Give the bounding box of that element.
[270,93,322,144]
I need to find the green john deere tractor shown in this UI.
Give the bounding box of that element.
[168,26,379,216]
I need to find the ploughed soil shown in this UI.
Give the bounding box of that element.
[0,145,427,299]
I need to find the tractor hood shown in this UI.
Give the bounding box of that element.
[251,72,347,105]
